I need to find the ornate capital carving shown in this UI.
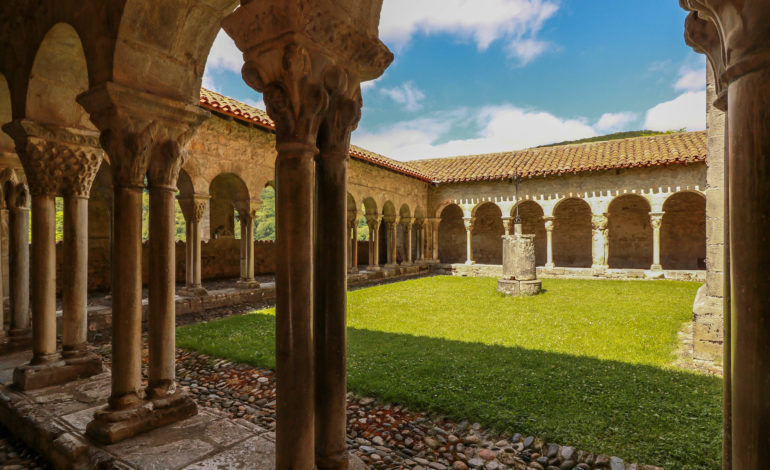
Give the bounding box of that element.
[681,1,770,85]
[178,195,208,224]
[401,217,412,230]
[77,82,208,189]
[591,214,608,231]
[463,217,475,232]
[543,216,555,232]
[235,200,260,225]
[365,214,381,231]
[2,119,104,197]
[649,212,664,230]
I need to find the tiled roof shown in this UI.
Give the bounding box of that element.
[409,131,707,183]
[199,88,433,181]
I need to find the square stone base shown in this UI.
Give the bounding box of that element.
[13,354,104,391]
[178,286,209,297]
[86,391,198,444]
[235,280,261,290]
[497,278,542,297]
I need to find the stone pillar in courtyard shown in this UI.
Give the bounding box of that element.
[497,228,542,296]
[591,213,609,273]
[77,82,207,444]
[366,215,381,270]
[429,217,440,262]
[649,212,664,271]
[384,216,398,267]
[3,176,30,341]
[222,2,392,468]
[681,2,770,467]
[402,217,412,265]
[543,216,555,269]
[3,119,104,389]
[236,201,260,289]
[178,195,209,296]
[463,217,474,264]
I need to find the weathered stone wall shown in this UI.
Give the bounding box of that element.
[607,195,653,269]
[472,203,504,264]
[517,201,546,266]
[693,66,726,363]
[661,192,706,270]
[553,198,592,267]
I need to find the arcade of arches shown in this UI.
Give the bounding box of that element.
[0,0,767,469]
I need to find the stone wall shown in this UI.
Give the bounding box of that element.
[438,204,466,263]
[553,198,592,267]
[692,66,726,363]
[607,195,653,269]
[472,203,504,264]
[517,201,546,266]
[661,192,706,270]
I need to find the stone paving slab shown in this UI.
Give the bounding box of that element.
[0,352,276,470]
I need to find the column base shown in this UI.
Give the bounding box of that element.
[464,260,475,265]
[7,328,32,343]
[367,266,381,272]
[235,280,261,290]
[86,390,198,444]
[13,354,103,391]
[649,264,663,271]
[400,261,413,266]
[178,286,209,297]
[544,262,555,270]
[644,269,666,279]
[348,267,359,274]
[591,264,608,275]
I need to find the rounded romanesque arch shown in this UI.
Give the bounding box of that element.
[661,191,706,270]
[26,23,93,129]
[608,194,653,269]
[552,198,592,268]
[514,201,546,267]
[0,73,14,153]
[472,202,504,264]
[438,203,465,264]
[209,173,249,239]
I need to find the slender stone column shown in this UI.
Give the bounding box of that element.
[543,216,555,269]
[463,217,474,265]
[351,218,359,272]
[649,212,664,271]
[3,119,104,389]
[236,202,259,288]
[680,5,770,466]
[389,217,399,266]
[78,82,206,443]
[5,181,30,339]
[591,213,609,271]
[501,216,512,236]
[366,215,381,269]
[178,196,208,296]
[61,195,89,357]
[402,218,412,265]
[429,217,441,262]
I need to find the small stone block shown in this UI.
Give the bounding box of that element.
[13,355,104,391]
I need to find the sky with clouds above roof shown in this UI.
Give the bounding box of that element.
[203,0,706,162]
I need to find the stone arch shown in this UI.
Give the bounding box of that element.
[661,191,706,270]
[255,184,275,241]
[552,198,592,268]
[608,194,653,269]
[378,201,396,264]
[209,173,249,239]
[0,73,14,152]
[515,200,547,267]
[438,203,465,264]
[26,23,93,129]
[362,197,378,217]
[397,204,412,263]
[87,160,112,291]
[472,202,503,264]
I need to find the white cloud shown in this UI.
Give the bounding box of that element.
[244,97,265,110]
[379,0,559,64]
[674,65,706,92]
[380,82,426,111]
[594,112,637,133]
[354,104,597,161]
[206,30,243,74]
[643,91,706,131]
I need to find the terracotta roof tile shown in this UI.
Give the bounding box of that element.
[199,88,432,181]
[409,132,707,183]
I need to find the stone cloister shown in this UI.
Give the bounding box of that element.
[0,0,766,468]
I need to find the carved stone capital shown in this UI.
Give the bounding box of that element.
[683,11,728,109]
[365,214,381,231]
[591,214,608,231]
[2,119,104,197]
[178,195,209,224]
[649,212,665,230]
[401,217,412,230]
[681,1,770,85]
[463,217,475,232]
[77,82,208,189]
[235,200,260,224]
[543,216,555,232]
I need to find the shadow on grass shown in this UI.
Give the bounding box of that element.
[177,312,722,470]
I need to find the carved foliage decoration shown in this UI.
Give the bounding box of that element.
[591,214,608,231]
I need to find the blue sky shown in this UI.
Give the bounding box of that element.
[204,0,706,161]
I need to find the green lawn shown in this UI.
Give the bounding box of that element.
[177,277,722,469]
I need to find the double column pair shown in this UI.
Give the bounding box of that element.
[0,170,30,344]
[366,215,381,269]
[681,2,770,468]
[178,195,209,297]
[223,2,392,467]
[3,120,104,390]
[235,201,260,288]
[74,82,208,443]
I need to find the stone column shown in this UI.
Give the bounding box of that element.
[351,218,359,272]
[178,196,209,296]
[4,180,30,339]
[463,217,475,265]
[429,217,441,262]
[236,202,260,289]
[543,216,555,269]
[681,3,770,467]
[78,82,206,443]
[501,216,512,236]
[649,212,664,271]
[402,218,412,265]
[591,213,609,272]
[366,215,381,269]
[3,119,103,389]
